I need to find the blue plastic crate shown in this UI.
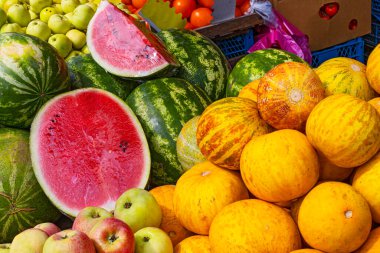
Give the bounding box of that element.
[214,29,254,59]
[373,0,380,19]
[364,22,380,46]
[311,38,365,67]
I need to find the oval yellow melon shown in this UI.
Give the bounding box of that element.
[366,44,380,93]
[352,152,380,223]
[240,129,319,202]
[315,57,375,101]
[298,181,372,253]
[355,227,380,253]
[306,93,380,168]
[209,199,301,253]
[149,185,193,247]
[290,249,325,253]
[238,78,261,102]
[368,97,380,114]
[196,97,270,170]
[318,151,354,181]
[174,235,211,253]
[257,61,325,130]
[173,161,249,235]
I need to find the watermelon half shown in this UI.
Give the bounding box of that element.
[30,88,150,217]
[86,1,179,80]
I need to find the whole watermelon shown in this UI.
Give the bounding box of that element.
[226,49,306,97]
[126,78,211,186]
[0,33,70,128]
[67,54,139,100]
[0,128,61,243]
[157,29,230,101]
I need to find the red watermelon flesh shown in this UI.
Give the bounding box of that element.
[86,1,179,79]
[30,88,150,217]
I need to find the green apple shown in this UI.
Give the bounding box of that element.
[66,28,86,49]
[0,23,22,33]
[0,0,6,8]
[52,0,60,3]
[61,0,79,13]
[114,188,162,233]
[48,33,72,57]
[48,13,71,34]
[65,50,83,60]
[81,43,89,53]
[72,206,113,236]
[29,0,52,13]
[29,9,38,19]
[0,8,6,27]
[9,228,48,253]
[70,4,94,30]
[2,0,18,11]
[64,11,73,24]
[85,1,96,11]
[0,244,11,253]
[27,20,51,40]
[79,0,87,3]
[134,227,173,253]
[52,3,63,13]
[40,6,57,23]
[7,4,31,26]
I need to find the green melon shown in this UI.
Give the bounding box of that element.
[126,78,211,186]
[0,128,60,243]
[226,49,306,97]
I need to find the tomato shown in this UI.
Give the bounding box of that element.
[235,7,242,17]
[126,4,137,13]
[184,21,195,30]
[131,0,146,9]
[197,0,214,8]
[236,0,245,6]
[239,0,250,15]
[190,7,213,28]
[121,0,132,5]
[172,0,197,19]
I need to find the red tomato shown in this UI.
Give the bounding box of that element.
[197,0,214,8]
[184,21,195,30]
[235,7,242,17]
[236,0,245,6]
[131,0,146,9]
[121,0,132,5]
[239,0,250,15]
[190,7,213,28]
[126,4,137,13]
[172,0,197,19]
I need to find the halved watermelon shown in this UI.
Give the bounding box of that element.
[30,88,150,217]
[86,1,179,79]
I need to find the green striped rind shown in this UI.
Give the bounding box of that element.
[67,54,139,100]
[126,78,211,186]
[176,116,206,171]
[157,29,230,101]
[0,128,60,243]
[226,49,306,97]
[0,33,70,128]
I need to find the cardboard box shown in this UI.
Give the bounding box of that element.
[270,0,371,50]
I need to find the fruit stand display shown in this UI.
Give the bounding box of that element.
[2,0,380,252]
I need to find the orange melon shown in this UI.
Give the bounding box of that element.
[238,78,260,102]
[366,44,380,93]
[355,227,380,253]
[174,235,211,253]
[318,151,354,181]
[368,97,380,114]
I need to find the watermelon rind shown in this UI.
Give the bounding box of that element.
[0,128,61,243]
[126,77,211,187]
[30,88,151,217]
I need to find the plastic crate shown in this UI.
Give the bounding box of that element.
[214,29,254,59]
[363,22,380,46]
[311,38,365,67]
[373,0,380,19]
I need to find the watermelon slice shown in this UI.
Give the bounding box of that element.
[30,88,150,217]
[86,1,179,79]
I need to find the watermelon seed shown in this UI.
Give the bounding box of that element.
[50,119,56,123]
[108,234,118,243]
[124,202,132,209]
[119,140,128,152]
[143,236,150,242]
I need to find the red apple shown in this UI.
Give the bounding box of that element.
[73,206,113,236]
[89,218,135,253]
[34,222,61,236]
[9,228,48,253]
[43,229,96,253]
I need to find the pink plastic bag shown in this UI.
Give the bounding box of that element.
[247,6,312,64]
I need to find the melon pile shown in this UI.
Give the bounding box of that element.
[2,0,380,252]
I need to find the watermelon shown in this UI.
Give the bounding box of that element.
[0,128,60,243]
[157,29,230,101]
[30,88,150,217]
[67,54,139,100]
[86,1,179,80]
[126,78,211,186]
[0,33,70,128]
[226,49,306,97]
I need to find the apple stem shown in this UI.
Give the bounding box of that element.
[124,202,132,209]
[108,234,119,243]
[143,237,150,242]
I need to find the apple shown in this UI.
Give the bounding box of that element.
[40,6,57,23]
[81,44,89,53]
[30,0,52,13]
[7,3,31,26]
[72,206,113,236]
[134,227,173,253]
[85,2,96,11]
[26,19,51,41]
[48,14,71,34]
[65,50,83,60]
[70,4,94,30]
[0,0,6,8]
[114,188,162,233]
[0,23,22,33]
[66,28,86,49]
[9,228,48,253]
[42,229,96,253]
[48,33,72,57]
[35,222,61,236]
[2,0,18,11]
[0,8,6,27]
[52,3,63,13]
[79,0,87,4]
[53,0,60,3]
[61,0,79,13]
[0,244,11,253]
[29,9,38,19]
[89,217,135,253]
